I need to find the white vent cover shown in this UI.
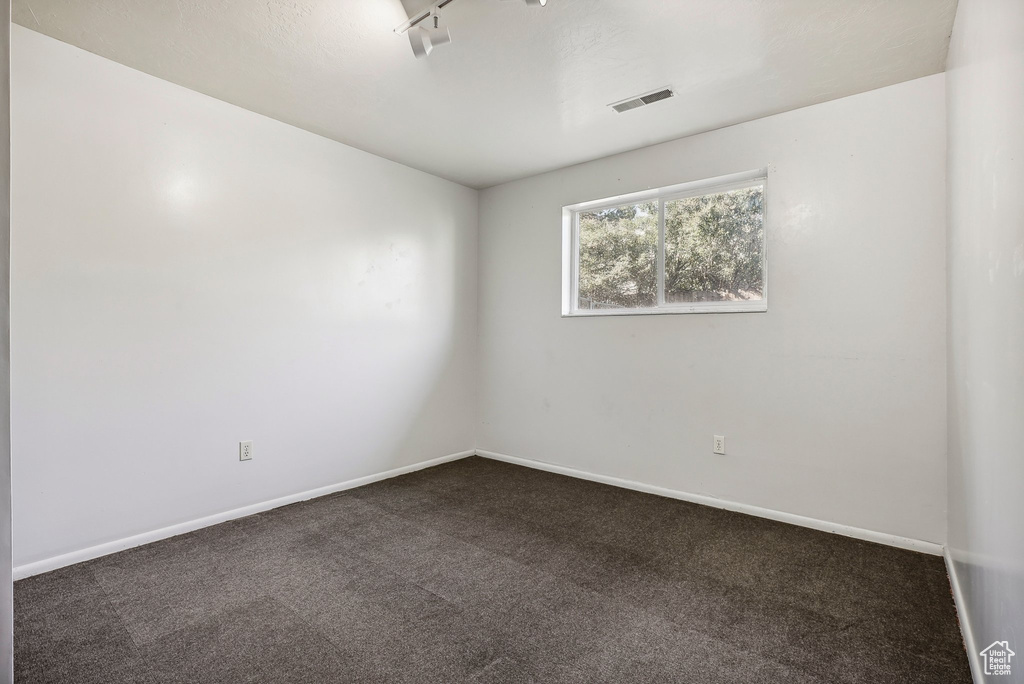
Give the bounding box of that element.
[609,87,675,113]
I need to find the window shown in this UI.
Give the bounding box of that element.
[562,170,767,316]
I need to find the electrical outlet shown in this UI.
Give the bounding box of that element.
[713,435,726,455]
[239,440,253,461]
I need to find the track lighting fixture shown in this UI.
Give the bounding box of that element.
[397,0,548,58]
[408,13,451,59]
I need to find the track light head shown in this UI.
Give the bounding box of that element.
[409,14,452,59]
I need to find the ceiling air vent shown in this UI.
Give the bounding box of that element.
[609,87,675,114]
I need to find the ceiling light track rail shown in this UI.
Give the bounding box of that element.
[394,0,457,35]
[396,0,548,58]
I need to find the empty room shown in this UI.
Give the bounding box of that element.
[0,0,1021,682]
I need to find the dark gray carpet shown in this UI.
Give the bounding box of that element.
[15,456,971,683]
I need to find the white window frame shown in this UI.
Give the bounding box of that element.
[562,168,768,317]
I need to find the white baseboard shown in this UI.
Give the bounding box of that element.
[476,450,944,556]
[13,449,475,580]
[945,549,982,683]
[14,447,946,581]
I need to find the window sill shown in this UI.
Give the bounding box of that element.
[562,302,768,317]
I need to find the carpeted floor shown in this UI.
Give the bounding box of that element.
[15,456,971,683]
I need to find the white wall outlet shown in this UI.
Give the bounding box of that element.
[239,440,253,461]
[713,435,726,455]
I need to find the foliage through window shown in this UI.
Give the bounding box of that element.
[564,172,767,315]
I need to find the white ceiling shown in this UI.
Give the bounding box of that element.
[13,0,957,188]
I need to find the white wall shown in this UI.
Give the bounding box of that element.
[478,75,948,544]
[1,2,11,681]
[946,0,1024,674]
[10,26,478,568]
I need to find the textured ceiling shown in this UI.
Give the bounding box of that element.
[13,0,957,188]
